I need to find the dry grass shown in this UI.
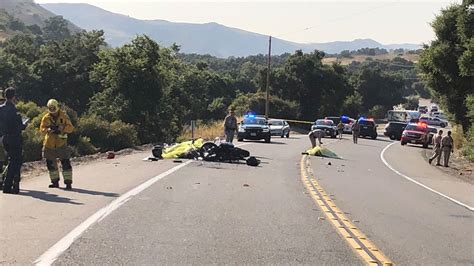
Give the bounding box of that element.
[179,120,226,142]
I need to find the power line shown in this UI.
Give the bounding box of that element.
[274,1,402,39]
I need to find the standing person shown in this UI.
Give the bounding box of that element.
[429,130,443,166]
[308,129,324,147]
[441,131,454,167]
[351,120,361,144]
[337,121,344,140]
[0,87,26,194]
[223,108,237,143]
[40,99,75,189]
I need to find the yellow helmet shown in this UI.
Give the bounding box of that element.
[47,99,59,114]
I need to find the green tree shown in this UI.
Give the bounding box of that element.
[419,2,473,130]
[89,35,181,143]
[43,16,71,41]
[351,66,404,112]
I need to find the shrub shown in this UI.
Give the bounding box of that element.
[230,92,299,119]
[16,101,43,119]
[463,127,474,162]
[77,115,138,152]
[368,105,387,119]
[22,124,44,162]
[74,136,98,156]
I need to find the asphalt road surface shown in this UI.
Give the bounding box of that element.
[1,134,473,265]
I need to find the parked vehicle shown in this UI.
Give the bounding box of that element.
[358,118,378,139]
[237,115,271,143]
[268,119,290,138]
[418,106,428,114]
[339,115,355,134]
[311,119,337,138]
[419,117,448,128]
[387,110,421,122]
[401,123,431,148]
[383,121,408,140]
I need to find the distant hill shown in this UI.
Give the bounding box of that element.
[0,0,80,40]
[42,3,421,57]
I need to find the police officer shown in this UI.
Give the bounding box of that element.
[309,129,324,148]
[1,87,26,194]
[337,121,344,140]
[429,130,443,166]
[40,99,74,189]
[441,131,454,167]
[351,120,361,144]
[223,108,237,143]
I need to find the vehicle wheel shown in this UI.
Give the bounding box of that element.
[237,138,243,142]
[331,134,336,138]
[401,141,406,146]
[286,132,290,138]
[440,123,446,128]
[281,134,284,138]
[265,137,271,143]
[371,135,377,140]
[422,143,428,149]
[389,135,395,140]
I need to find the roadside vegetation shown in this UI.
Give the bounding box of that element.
[419,2,473,162]
[1,2,471,163]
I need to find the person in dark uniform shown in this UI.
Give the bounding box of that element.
[1,87,26,194]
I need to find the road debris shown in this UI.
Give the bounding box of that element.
[243,184,250,187]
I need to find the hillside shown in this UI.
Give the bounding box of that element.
[0,0,80,39]
[42,3,421,57]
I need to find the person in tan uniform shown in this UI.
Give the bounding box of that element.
[223,108,238,143]
[309,129,324,147]
[429,130,443,166]
[441,131,454,167]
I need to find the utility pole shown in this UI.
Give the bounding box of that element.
[265,36,272,119]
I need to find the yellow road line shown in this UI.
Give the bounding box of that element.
[300,155,393,266]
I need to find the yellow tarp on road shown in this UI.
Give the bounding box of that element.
[306,146,341,159]
[162,138,204,159]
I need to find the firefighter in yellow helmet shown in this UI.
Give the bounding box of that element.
[39,99,75,189]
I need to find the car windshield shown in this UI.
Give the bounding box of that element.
[405,124,427,132]
[269,120,283,126]
[316,120,333,126]
[243,118,266,125]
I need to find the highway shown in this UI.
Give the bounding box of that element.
[1,134,473,265]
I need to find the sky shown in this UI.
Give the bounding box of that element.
[34,0,460,44]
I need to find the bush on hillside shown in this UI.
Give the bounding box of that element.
[77,115,138,152]
[230,92,299,119]
[368,105,387,119]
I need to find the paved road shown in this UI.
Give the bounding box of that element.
[2,134,473,265]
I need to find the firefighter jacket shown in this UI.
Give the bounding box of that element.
[40,110,74,149]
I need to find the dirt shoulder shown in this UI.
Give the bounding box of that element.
[20,144,153,179]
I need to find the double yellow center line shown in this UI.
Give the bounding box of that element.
[300,155,393,265]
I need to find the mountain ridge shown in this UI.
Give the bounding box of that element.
[42,3,421,57]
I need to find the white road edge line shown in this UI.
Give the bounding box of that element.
[34,160,193,266]
[36,142,254,265]
[380,142,474,212]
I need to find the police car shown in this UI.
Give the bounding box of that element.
[311,119,337,138]
[400,122,431,148]
[237,115,271,143]
[358,118,378,139]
